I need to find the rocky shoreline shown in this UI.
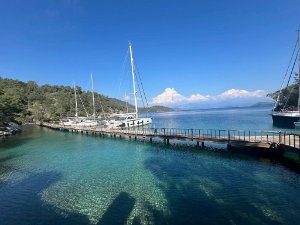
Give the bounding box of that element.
[0,122,20,137]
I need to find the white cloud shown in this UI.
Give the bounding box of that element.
[152,88,186,104]
[187,94,211,102]
[151,88,267,106]
[218,89,265,99]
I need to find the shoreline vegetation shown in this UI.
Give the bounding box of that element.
[267,75,299,111]
[0,77,173,128]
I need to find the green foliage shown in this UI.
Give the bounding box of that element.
[0,77,131,124]
[0,77,174,124]
[140,105,174,113]
[267,78,299,111]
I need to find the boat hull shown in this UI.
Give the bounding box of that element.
[272,112,300,128]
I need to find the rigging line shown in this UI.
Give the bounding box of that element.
[135,70,146,109]
[132,55,149,106]
[133,55,151,116]
[136,71,151,117]
[276,38,299,107]
[76,89,89,117]
[281,54,299,110]
[116,48,130,97]
[137,69,149,107]
[285,53,298,88]
[131,57,145,109]
[135,68,146,105]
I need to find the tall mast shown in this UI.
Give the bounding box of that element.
[129,42,138,117]
[298,30,300,112]
[91,73,96,120]
[73,82,78,118]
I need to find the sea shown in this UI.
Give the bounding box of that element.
[1,106,300,225]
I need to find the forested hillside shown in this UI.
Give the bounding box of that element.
[0,77,174,126]
[0,77,131,125]
[267,74,299,111]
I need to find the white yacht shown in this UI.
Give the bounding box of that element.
[105,42,152,129]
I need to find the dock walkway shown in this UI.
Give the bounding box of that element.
[40,122,300,152]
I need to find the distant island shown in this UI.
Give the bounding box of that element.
[173,101,274,112]
[140,105,174,113]
[0,77,172,127]
[250,102,274,107]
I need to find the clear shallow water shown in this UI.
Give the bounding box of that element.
[1,108,300,224]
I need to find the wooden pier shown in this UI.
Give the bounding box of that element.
[40,122,300,153]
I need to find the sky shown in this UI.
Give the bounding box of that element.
[0,0,300,108]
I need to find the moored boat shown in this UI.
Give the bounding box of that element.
[105,42,152,129]
[272,31,300,128]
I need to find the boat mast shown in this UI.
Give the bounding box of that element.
[129,42,138,117]
[91,73,96,120]
[73,82,78,118]
[297,30,300,112]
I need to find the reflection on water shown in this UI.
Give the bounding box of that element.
[0,108,300,224]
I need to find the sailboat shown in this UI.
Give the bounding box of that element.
[76,73,99,127]
[59,82,81,126]
[105,42,152,129]
[272,31,300,128]
[60,75,99,127]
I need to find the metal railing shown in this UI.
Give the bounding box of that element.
[41,123,300,149]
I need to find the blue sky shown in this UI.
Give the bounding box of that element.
[1,0,300,107]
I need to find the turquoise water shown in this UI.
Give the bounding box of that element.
[152,106,276,130]
[1,107,300,224]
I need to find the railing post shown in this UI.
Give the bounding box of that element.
[191,128,193,140]
[227,130,231,150]
[279,131,281,144]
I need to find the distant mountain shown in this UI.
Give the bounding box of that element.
[250,101,274,107]
[174,101,274,112]
[140,105,174,113]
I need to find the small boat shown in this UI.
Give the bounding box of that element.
[272,31,300,128]
[105,42,152,129]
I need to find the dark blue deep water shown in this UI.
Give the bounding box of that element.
[1,107,300,225]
